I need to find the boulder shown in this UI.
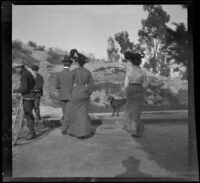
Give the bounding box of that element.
[147,100,155,105]
[148,95,155,101]
[155,94,164,102]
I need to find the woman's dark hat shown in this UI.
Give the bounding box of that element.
[78,53,89,63]
[69,49,79,59]
[62,55,72,64]
[69,49,88,64]
[124,51,144,60]
[123,51,144,64]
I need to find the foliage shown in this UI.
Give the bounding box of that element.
[165,23,188,66]
[94,97,100,103]
[87,53,95,62]
[162,23,188,79]
[21,49,32,55]
[35,45,45,51]
[107,36,120,62]
[47,49,65,65]
[28,41,37,48]
[12,39,23,50]
[114,31,134,54]
[138,5,170,74]
[12,49,40,68]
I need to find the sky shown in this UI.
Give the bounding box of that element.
[12,5,187,59]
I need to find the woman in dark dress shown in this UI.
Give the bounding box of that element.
[122,51,147,137]
[64,50,94,138]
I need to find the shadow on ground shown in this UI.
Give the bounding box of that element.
[134,122,189,177]
[15,119,61,146]
[16,118,104,145]
[116,157,149,177]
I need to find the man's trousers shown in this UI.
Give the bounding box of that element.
[23,99,35,135]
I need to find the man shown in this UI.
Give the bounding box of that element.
[55,55,73,134]
[13,60,36,139]
[31,65,44,125]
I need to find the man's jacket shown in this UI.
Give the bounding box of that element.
[55,68,73,101]
[33,73,44,97]
[15,68,35,99]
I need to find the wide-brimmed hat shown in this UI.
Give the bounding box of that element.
[62,55,72,64]
[12,59,25,68]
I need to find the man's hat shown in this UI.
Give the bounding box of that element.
[12,59,25,69]
[62,55,72,64]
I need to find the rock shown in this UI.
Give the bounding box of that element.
[155,94,164,102]
[147,100,155,105]
[148,95,155,101]
[146,88,154,94]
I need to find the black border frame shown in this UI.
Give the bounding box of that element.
[2,0,199,182]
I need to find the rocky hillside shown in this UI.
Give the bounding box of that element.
[12,42,188,112]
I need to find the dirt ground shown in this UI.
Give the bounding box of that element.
[12,108,192,179]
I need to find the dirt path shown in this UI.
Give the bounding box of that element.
[12,106,189,178]
[13,121,180,177]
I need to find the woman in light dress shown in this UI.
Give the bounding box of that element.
[122,51,148,137]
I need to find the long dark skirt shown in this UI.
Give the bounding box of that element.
[64,98,91,138]
[124,84,145,136]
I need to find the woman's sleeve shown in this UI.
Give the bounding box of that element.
[87,71,94,95]
[55,74,60,89]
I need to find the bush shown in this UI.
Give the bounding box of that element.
[47,49,65,64]
[12,40,23,50]
[21,49,32,55]
[35,45,45,51]
[12,49,39,68]
[94,97,100,103]
[28,41,37,48]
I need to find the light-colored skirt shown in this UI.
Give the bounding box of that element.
[123,84,145,136]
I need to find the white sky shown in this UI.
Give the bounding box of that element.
[12,5,187,59]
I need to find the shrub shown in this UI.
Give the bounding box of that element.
[47,49,65,64]
[12,49,39,68]
[35,45,45,51]
[94,97,100,103]
[28,41,37,48]
[21,49,32,55]
[12,40,23,50]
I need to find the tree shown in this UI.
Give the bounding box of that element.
[87,53,95,62]
[107,36,120,62]
[138,5,170,73]
[164,23,188,79]
[114,31,134,54]
[12,39,23,50]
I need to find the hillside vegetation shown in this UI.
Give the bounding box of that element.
[12,40,188,112]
